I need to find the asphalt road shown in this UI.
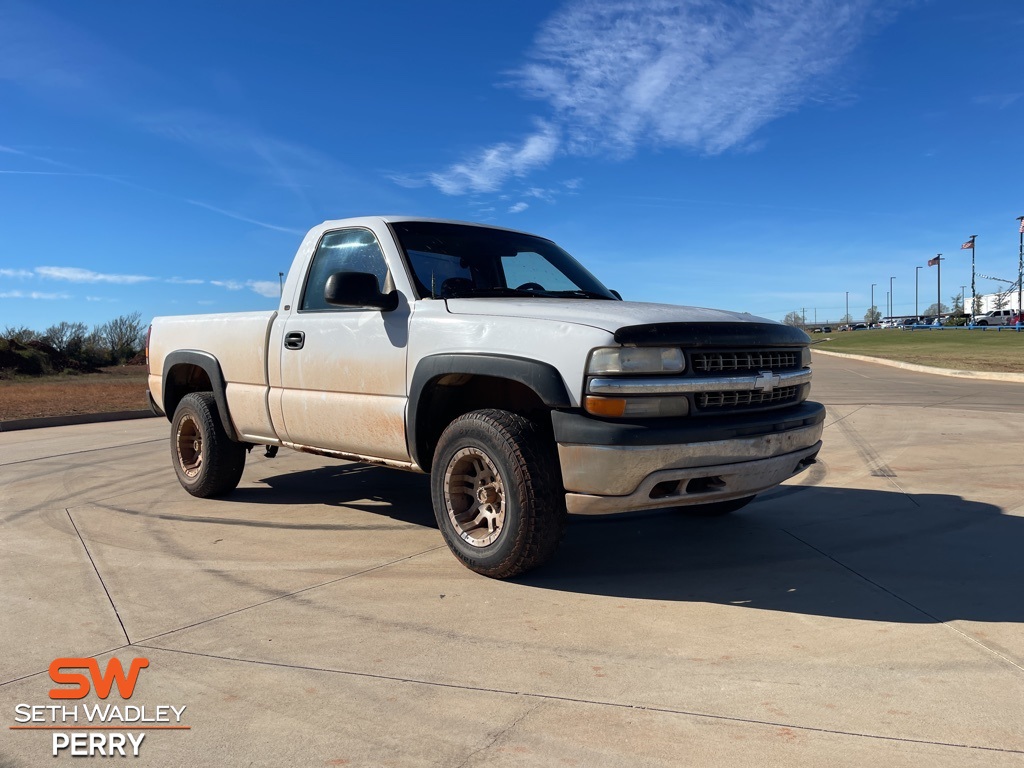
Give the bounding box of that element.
[1,353,1022,766]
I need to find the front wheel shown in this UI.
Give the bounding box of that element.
[431,409,566,578]
[171,392,246,497]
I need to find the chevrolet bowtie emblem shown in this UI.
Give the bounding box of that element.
[753,371,781,392]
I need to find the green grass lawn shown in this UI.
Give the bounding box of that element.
[813,328,1024,372]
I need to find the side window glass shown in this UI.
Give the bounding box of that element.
[301,229,389,311]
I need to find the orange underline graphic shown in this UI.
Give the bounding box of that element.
[9,729,191,733]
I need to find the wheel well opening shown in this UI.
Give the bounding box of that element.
[416,374,549,471]
[164,364,213,419]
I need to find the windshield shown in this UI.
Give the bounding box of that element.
[390,221,617,300]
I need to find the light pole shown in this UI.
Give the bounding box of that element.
[915,266,922,317]
[935,254,942,316]
[278,272,284,297]
[886,291,889,323]
[845,291,849,324]
[960,285,966,315]
[1017,217,1023,316]
[889,276,895,320]
[871,283,876,324]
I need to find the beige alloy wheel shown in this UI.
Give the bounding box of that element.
[443,447,506,547]
[175,414,203,478]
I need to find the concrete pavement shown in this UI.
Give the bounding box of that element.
[1,353,1022,766]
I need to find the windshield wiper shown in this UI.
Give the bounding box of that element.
[444,287,544,298]
[547,289,616,300]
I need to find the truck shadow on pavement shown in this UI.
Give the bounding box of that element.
[523,485,1024,624]
[231,463,1021,624]
[230,463,436,528]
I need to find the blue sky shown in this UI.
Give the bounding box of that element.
[2,0,1023,331]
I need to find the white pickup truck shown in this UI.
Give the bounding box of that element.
[147,216,823,578]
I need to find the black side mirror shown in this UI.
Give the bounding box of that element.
[324,271,399,311]
[610,289,622,300]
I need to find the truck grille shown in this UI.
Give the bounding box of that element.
[691,350,799,374]
[696,386,801,410]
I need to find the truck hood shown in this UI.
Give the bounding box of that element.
[443,298,772,333]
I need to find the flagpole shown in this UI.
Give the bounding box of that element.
[970,236,976,316]
[936,254,942,319]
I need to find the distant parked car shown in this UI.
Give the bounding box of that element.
[1009,312,1023,325]
[822,325,832,333]
[974,309,1015,326]
[851,322,868,331]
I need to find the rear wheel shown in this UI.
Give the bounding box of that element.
[171,392,246,497]
[431,409,566,578]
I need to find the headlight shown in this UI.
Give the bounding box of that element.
[588,347,684,375]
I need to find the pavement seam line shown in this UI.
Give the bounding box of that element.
[0,645,131,689]
[780,528,1024,676]
[133,545,449,645]
[822,405,866,430]
[0,439,163,468]
[131,645,1024,755]
[65,508,131,646]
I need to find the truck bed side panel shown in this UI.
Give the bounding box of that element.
[149,311,278,441]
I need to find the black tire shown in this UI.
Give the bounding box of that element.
[676,495,756,517]
[170,392,246,498]
[431,409,567,579]
[977,320,988,326]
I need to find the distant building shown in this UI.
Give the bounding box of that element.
[974,289,1023,314]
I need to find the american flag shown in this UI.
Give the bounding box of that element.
[961,238,975,249]
[1020,219,1024,234]
[928,256,941,266]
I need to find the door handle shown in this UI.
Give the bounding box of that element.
[284,331,305,350]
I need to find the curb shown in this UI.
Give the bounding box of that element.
[813,348,1024,383]
[0,410,159,433]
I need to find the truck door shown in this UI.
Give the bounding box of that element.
[276,227,410,461]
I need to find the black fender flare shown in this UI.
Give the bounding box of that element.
[161,350,239,442]
[407,353,572,468]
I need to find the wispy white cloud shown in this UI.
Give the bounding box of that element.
[426,122,560,195]
[0,268,33,278]
[185,199,305,235]
[166,277,205,285]
[508,202,529,214]
[517,0,884,156]
[247,280,280,298]
[35,266,154,284]
[0,290,71,300]
[421,0,892,193]
[210,279,280,297]
[973,93,1021,110]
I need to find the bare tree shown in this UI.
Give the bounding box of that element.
[783,311,803,327]
[2,325,41,343]
[99,312,145,363]
[864,306,881,324]
[44,321,88,355]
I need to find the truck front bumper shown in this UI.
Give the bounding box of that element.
[552,402,825,515]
